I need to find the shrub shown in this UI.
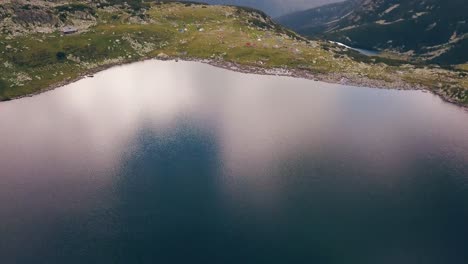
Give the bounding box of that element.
[55,4,95,15]
[56,51,66,61]
[0,79,8,100]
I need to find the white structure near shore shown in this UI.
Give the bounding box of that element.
[62,26,78,35]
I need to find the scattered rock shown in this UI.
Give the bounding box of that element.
[157,53,170,60]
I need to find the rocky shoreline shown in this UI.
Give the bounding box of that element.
[190,57,467,110]
[4,56,467,110]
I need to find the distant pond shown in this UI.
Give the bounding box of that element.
[1,60,467,264]
[334,41,381,56]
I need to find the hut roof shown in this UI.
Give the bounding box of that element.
[62,26,78,34]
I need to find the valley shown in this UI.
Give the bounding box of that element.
[278,0,468,66]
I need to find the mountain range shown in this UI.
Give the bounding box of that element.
[277,0,468,65]
[190,0,341,17]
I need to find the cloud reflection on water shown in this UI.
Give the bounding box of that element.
[1,60,468,263]
[1,60,467,206]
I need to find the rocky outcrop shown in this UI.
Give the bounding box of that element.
[12,5,59,26]
[0,1,98,36]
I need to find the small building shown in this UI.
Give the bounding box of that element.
[62,26,78,35]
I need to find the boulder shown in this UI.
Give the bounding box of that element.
[157,52,170,60]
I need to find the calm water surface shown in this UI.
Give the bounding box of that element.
[1,60,468,264]
[334,42,380,56]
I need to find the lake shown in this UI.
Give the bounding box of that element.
[1,60,468,264]
[333,41,380,56]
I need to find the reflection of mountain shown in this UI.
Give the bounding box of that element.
[109,124,229,263]
[277,0,468,64]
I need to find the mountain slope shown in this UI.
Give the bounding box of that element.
[276,0,359,35]
[0,1,466,106]
[189,0,342,17]
[277,0,468,64]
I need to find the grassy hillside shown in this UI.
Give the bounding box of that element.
[0,1,467,106]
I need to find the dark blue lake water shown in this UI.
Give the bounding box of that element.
[1,60,467,264]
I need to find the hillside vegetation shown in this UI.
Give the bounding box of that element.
[277,0,468,65]
[0,0,467,106]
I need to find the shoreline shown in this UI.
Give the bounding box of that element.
[4,56,468,110]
